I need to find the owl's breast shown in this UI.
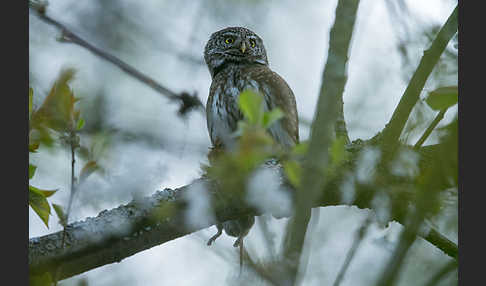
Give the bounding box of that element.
[206,69,263,149]
[206,65,297,150]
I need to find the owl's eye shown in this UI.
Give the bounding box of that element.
[250,39,256,48]
[224,37,234,44]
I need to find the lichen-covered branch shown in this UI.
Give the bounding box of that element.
[29,141,457,282]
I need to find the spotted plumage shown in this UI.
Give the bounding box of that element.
[204,27,299,259]
[205,27,299,151]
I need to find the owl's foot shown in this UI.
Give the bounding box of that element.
[233,236,243,248]
[207,224,223,246]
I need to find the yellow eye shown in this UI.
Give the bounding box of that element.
[250,40,256,48]
[225,37,234,44]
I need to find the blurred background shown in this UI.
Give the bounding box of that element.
[29,0,458,285]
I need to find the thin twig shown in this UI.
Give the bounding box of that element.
[242,248,281,286]
[422,260,457,286]
[28,1,204,116]
[413,109,446,149]
[376,214,422,286]
[54,131,78,286]
[424,228,457,260]
[332,214,372,286]
[257,216,276,259]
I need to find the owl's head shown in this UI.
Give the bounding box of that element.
[204,27,268,78]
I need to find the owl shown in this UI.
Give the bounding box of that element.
[204,27,299,251]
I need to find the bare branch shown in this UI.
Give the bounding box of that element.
[28,1,204,116]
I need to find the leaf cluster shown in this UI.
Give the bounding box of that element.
[29,68,101,229]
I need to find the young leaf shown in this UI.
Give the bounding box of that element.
[262,108,284,129]
[239,89,264,125]
[31,68,78,131]
[76,118,85,130]
[29,164,37,179]
[29,185,51,228]
[425,86,458,111]
[29,185,58,198]
[52,203,67,227]
[40,189,58,198]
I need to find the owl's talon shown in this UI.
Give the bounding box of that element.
[233,236,243,247]
[207,224,223,246]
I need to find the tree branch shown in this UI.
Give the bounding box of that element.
[29,142,457,282]
[381,5,458,151]
[413,109,446,149]
[282,0,360,284]
[28,0,204,116]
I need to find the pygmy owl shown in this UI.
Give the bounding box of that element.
[204,27,299,249]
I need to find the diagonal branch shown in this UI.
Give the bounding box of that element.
[413,109,447,149]
[332,214,372,286]
[28,0,204,116]
[381,5,458,151]
[282,0,361,284]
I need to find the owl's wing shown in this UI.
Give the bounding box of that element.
[250,66,299,147]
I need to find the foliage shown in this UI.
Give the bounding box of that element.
[28,68,101,229]
[425,86,458,111]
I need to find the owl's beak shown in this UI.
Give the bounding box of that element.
[240,42,247,53]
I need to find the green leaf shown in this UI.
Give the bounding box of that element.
[29,164,37,179]
[52,203,67,227]
[30,185,57,197]
[239,89,264,125]
[262,108,284,128]
[425,86,458,111]
[76,118,85,130]
[29,185,51,228]
[40,189,58,198]
[283,160,302,188]
[31,68,78,131]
